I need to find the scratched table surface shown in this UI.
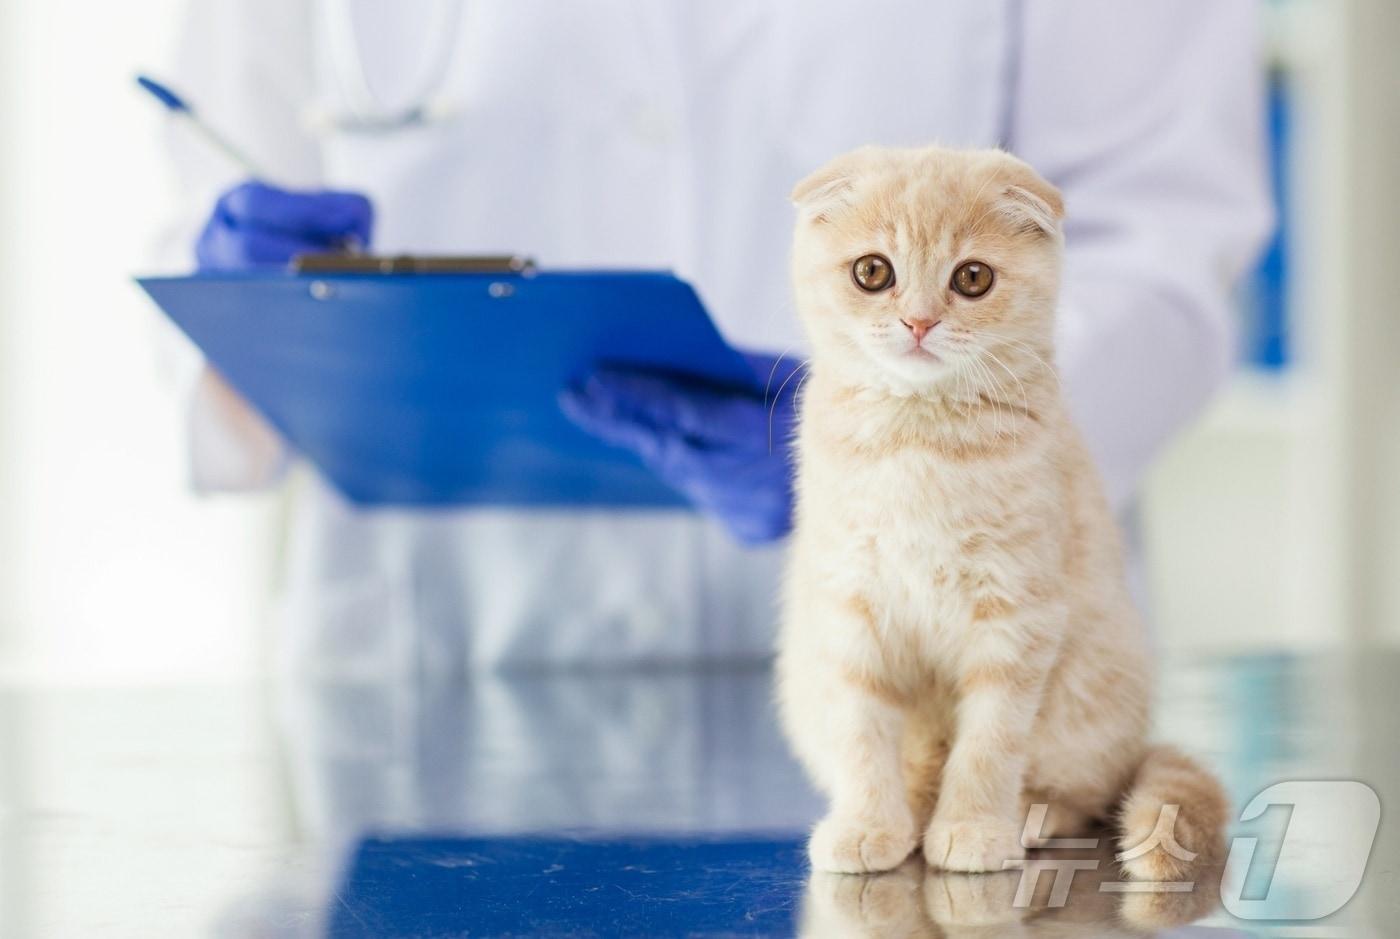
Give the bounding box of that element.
[0,652,1394,937]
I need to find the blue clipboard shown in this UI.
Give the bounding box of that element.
[137,269,758,508]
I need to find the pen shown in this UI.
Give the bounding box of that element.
[136,74,268,180]
[137,74,362,253]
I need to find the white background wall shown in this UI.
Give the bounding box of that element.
[0,0,277,683]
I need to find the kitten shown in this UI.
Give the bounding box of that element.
[777,145,1227,881]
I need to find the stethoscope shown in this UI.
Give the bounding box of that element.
[313,0,465,134]
[313,1,1025,141]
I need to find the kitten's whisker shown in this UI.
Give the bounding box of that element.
[970,354,1009,442]
[975,332,1063,397]
[973,351,1022,445]
[958,353,994,435]
[955,169,1004,235]
[963,201,1010,237]
[761,346,800,454]
[979,347,1032,422]
[794,369,813,414]
[767,359,811,454]
[954,359,976,428]
[763,347,799,404]
[967,355,995,437]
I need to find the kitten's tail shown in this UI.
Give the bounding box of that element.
[1116,744,1229,883]
[1112,745,1229,927]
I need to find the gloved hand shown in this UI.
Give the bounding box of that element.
[196,180,374,271]
[559,352,806,545]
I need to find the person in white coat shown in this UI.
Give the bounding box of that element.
[162,0,1271,677]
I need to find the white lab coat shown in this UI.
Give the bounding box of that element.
[161,0,1271,676]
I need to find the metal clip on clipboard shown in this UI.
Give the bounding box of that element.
[290,254,537,275]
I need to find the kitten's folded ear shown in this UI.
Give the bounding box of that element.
[996,157,1065,239]
[791,147,875,222]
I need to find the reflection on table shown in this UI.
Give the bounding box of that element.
[0,653,1395,936]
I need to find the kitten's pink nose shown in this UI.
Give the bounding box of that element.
[901,317,940,342]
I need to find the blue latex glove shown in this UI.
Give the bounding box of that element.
[196,180,374,271]
[559,352,806,545]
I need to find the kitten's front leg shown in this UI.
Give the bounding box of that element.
[805,675,917,873]
[924,606,1059,873]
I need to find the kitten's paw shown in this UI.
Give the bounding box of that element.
[922,815,1024,872]
[809,813,917,873]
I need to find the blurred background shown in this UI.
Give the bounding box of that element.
[2,0,1397,684]
[0,0,281,684]
[1140,0,1400,652]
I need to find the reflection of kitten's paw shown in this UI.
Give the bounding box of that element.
[923,868,1027,928]
[809,813,917,873]
[800,861,925,937]
[923,815,1024,872]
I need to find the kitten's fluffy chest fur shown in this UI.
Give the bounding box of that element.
[792,370,1066,675]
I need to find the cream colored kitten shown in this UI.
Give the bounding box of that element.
[777,145,1227,880]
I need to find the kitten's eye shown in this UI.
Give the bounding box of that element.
[851,254,895,292]
[951,261,994,298]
